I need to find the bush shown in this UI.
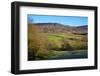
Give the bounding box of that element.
[68,40,87,50]
[80,35,88,42]
[61,38,73,51]
[28,25,49,60]
[47,40,61,51]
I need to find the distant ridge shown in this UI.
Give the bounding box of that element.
[29,23,87,34]
[30,23,70,26]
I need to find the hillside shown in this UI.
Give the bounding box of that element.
[29,23,87,34]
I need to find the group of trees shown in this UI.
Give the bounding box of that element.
[46,39,73,51]
[28,25,49,60]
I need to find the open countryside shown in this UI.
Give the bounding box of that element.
[28,15,88,60]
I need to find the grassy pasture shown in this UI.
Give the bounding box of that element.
[44,33,87,50]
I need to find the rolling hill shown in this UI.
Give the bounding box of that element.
[29,23,87,34]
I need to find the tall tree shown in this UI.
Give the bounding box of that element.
[28,24,48,60]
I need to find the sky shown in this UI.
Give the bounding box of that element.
[28,14,88,26]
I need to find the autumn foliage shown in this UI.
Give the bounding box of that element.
[28,24,49,60]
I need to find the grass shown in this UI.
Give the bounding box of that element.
[45,33,83,41]
[45,33,63,41]
[44,33,87,50]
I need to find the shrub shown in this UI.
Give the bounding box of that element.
[61,38,73,51]
[47,41,58,50]
[80,35,88,42]
[28,25,49,60]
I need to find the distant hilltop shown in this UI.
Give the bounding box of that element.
[29,23,88,35]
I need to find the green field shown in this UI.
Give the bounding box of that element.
[45,33,82,41]
[44,33,87,50]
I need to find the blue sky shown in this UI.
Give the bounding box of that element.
[28,14,88,26]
